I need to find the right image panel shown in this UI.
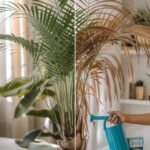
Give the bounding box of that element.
[76,0,150,150]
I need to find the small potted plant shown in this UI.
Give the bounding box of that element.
[133,8,150,46]
[135,80,144,100]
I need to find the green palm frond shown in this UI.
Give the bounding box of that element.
[0,0,75,81]
[0,1,76,146]
[134,7,150,25]
[52,73,74,138]
[0,34,41,61]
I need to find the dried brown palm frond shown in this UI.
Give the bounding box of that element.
[76,0,150,146]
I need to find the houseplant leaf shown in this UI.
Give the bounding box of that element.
[42,89,55,97]
[27,105,60,121]
[27,105,61,133]
[14,87,41,118]
[27,109,55,118]
[0,78,32,97]
[23,129,43,142]
[15,129,42,148]
[0,0,75,149]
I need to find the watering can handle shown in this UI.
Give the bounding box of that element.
[90,114,122,130]
[103,115,122,130]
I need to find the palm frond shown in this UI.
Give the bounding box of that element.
[76,1,150,142]
[0,1,76,146]
[0,0,75,81]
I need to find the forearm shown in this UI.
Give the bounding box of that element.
[125,113,150,125]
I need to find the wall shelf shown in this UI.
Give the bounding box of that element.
[120,99,150,106]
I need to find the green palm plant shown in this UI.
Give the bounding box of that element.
[0,0,78,149]
[133,7,150,46]
[134,7,150,25]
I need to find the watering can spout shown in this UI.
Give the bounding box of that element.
[90,114,94,122]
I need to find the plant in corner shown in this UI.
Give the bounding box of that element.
[133,7,150,46]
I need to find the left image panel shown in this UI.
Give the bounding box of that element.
[0,0,75,150]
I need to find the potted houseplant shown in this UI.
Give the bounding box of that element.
[0,0,78,149]
[133,7,150,46]
[0,0,150,149]
[76,1,150,148]
[134,8,150,25]
[135,80,144,100]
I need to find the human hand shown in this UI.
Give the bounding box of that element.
[108,111,127,124]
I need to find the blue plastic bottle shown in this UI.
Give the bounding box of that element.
[90,114,130,150]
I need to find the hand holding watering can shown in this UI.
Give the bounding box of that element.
[90,114,130,150]
[107,111,127,125]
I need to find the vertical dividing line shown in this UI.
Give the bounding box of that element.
[74,0,76,149]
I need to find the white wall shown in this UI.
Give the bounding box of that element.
[123,0,150,10]
[121,104,150,150]
[120,1,150,149]
[122,54,150,99]
[88,45,122,150]
[120,53,150,150]
[88,0,150,149]
[132,0,150,10]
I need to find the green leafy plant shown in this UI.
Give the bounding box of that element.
[134,7,150,25]
[15,129,43,148]
[132,7,150,46]
[0,0,77,149]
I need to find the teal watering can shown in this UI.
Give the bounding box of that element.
[90,114,130,150]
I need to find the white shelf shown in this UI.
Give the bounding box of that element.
[120,99,150,106]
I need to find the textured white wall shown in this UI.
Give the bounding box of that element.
[88,45,122,150]
[120,2,150,149]
[87,0,150,149]
[121,104,150,150]
[123,0,150,9]
[122,54,150,99]
[133,0,150,9]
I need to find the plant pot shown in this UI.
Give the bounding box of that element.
[57,133,86,150]
[135,86,144,100]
